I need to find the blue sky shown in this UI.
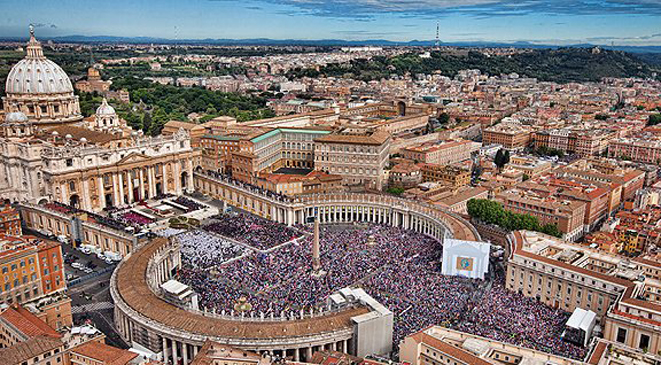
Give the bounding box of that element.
[0,0,660,45]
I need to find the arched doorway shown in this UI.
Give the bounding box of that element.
[181,172,188,189]
[397,101,406,116]
[105,194,113,208]
[70,194,80,209]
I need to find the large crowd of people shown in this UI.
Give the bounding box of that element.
[179,224,441,314]
[178,230,251,269]
[201,213,301,250]
[172,196,206,212]
[177,221,587,360]
[456,283,586,359]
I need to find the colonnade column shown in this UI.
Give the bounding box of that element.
[139,169,146,200]
[148,167,156,198]
[174,163,181,195]
[187,166,194,193]
[82,178,92,210]
[162,337,169,364]
[112,173,120,207]
[127,171,134,203]
[118,172,125,206]
[61,183,68,205]
[171,339,178,365]
[162,165,169,195]
[98,176,106,209]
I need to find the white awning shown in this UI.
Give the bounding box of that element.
[161,279,189,295]
[566,308,596,332]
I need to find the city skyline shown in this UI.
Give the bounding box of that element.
[1,0,661,46]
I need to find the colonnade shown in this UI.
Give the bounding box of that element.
[115,308,353,365]
[307,204,446,241]
[112,237,357,365]
[193,172,455,243]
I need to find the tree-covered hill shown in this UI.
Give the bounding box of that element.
[287,48,660,83]
[77,77,274,136]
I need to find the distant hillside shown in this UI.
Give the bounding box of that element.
[288,48,661,83]
[0,34,659,54]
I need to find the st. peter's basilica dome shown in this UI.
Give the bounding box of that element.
[1,26,82,126]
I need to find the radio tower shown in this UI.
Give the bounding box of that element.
[435,21,440,49]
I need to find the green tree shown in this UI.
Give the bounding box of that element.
[541,223,562,238]
[438,113,450,124]
[648,114,661,126]
[386,187,405,196]
[467,198,561,238]
[494,149,510,170]
[141,113,152,134]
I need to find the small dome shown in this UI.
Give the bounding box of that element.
[5,111,28,124]
[95,98,116,116]
[80,137,87,143]
[52,131,59,136]
[65,134,72,139]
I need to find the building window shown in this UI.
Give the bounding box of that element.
[639,333,650,350]
[616,328,627,343]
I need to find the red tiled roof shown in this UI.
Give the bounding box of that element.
[0,306,61,339]
[587,340,607,364]
[409,332,492,365]
[71,341,138,365]
[0,336,63,364]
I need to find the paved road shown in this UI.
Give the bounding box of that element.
[62,241,115,283]
[72,301,114,314]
